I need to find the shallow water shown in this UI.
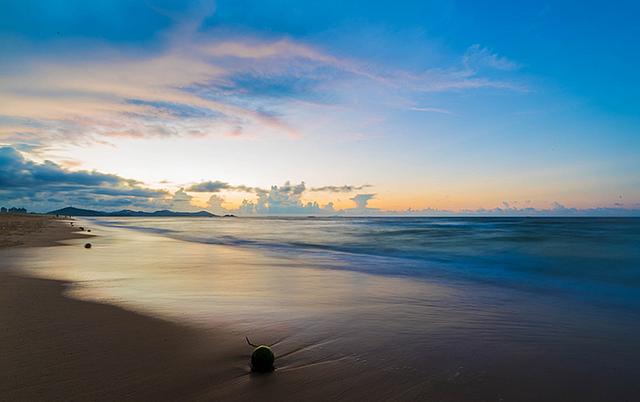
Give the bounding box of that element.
[93,217,640,306]
[2,217,640,400]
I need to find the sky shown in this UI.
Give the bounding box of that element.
[1,0,639,215]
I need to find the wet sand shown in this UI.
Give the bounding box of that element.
[0,276,419,402]
[0,217,425,401]
[0,273,243,401]
[0,268,460,401]
[0,216,222,401]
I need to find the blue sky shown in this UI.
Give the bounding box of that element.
[0,0,639,215]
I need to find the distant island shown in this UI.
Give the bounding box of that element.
[47,206,225,217]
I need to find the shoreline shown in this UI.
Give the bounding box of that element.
[3,215,640,401]
[0,216,245,401]
[0,215,412,401]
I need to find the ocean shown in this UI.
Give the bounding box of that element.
[94,216,640,302]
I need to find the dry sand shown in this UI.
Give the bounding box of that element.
[0,214,89,247]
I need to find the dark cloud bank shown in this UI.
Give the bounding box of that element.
[0,146,168,212]
[1,147,638,217]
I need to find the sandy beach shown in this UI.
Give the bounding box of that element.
[0,272,413,402]
[0,216,223,401]
[0,214,90,248]
[2,215,640,401]
[0,216,422,401]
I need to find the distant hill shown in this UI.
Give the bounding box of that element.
[48,206,217,217]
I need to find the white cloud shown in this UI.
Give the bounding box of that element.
[166,188,198,212]
[206,194,228,215]
[350,193,376,209]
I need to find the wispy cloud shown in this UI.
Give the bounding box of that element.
[463,44,521,71]
[0,21,526,153]
[309,185,372,193]
[409,107,453,114]
[186,181,261,194]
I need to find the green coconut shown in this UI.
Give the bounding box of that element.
[246,337,275,372]
[251,346,275,372]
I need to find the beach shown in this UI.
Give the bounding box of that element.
[2,215,640,401]
[0,216,222,401]
[0,216,424,401]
